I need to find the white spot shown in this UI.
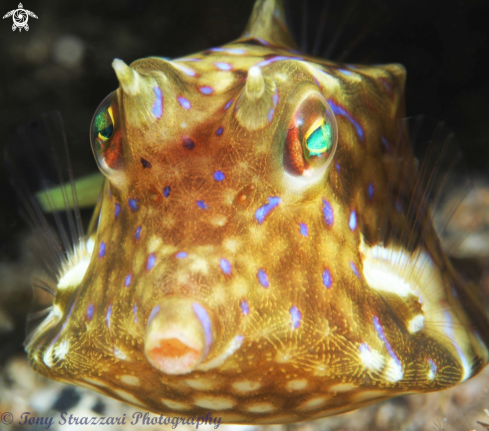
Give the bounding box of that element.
[329,383,357,392]
[297,397,327,411]
[185,378,216,390]
[113,389,147,408]
[383,357,404,383]
[359,343,384,372]
[194,396,235,410]
[286,379,308,390]
[57,257,90,290]
[43,343,55,368]
[196,335,243,371]
[161,399,188,410]
[86,237,95,253]
[232,381,261,392]
[54,339,69,360]
[113,346,128,361]
[120,375,140,386]
[408,315,425,333]
[189,256,209,275]
[247,403,276,413]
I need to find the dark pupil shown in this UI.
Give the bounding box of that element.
[99,124,113,139]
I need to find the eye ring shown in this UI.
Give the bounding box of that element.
[283,91,338,180]
[90,92,124,177]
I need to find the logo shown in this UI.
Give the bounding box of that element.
[3,3,37,32]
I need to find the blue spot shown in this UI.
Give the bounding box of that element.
[322,269,332,288]
[381,136,391,153]
[216,127,224,136]
[213,171,225,181]
[178,65,196,76]
[106,304,112,328]
[257,55,304,67]
[335,163,340,172]
[268,108,274,123]
[368,183,374,200]
[257,269,269,288]
[427,358,437,377]
[128,198,139,212]
[115,203,121,219]
[328,99,364,141]
[133,303,138,323]
[98,242,106,258]
[178,96,191,110]
[290,306,302,329]
[197,200,208,210]
[256,37,271,46]
[349,211,357,231]
[322,199,334,226]
[193,303,213,352]
[215,62,232,71]
[240,299,250,316]
[255,196,281,224]
[339,69,353,76]
[125,274,131,287]
[373,315,402,369]
[220,258,232,275]
[147,253,156,271]
[182,136,195,150]
[350,261,360,278]
[224,100,233,110]
[299,223,309,237]
[226,48,246,54]
[86,304,94,321]
[273,91,279,106]
[359,343,371,355]
[152,86,163,118]
[135,226,142,240]
[396,201,402,213]
[199,86,214,95]
[176,251,188,259]
[163,186,171,197]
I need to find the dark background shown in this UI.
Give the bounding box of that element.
[0,0,488,358]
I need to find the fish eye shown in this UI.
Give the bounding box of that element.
[283,93,338,180]
[90,92,124,177]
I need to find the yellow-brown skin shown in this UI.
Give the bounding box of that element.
[26,0,489,424]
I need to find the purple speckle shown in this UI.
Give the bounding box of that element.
[125,274,131,287]
[128,198,139,212]
[339,69,353,76]
[199,86,214,95]
[98,242,106,258]
[147,253,156,271]
[197,200,208,210]
[350,261,360,278]
[328,99,364,141]
[135,226,142,240]
[368,183,374,200]
[299,223,309,237]
[255,196,281,224]
[322,199,334,226]
[152,86,163,118]
[335,163,340,172]
[213,171,225,181]
[224,100,233,111]
[133,303,138,323]
[163,186,171,198]
[359,343,371,355]
[115,203,121,219]
[349,210,357,231]
[240,299,250,316]
[427,358,438,377]
[381,136,391,154]
[322,269,332,289]
[273,90,279,106]
[192,303,213,354]
[220,258,232,275]
[215,62,232,71]
[216,127,224,136]
[267,108,274,123]
[290,306,302,329]
[373,315,402,370]
[86,304,94,321]
[176,251,188,259]
[178,65,197,76]
[106,304,112,328]
[395,201,402,213]
[177,96,191,110]
[257,269,269,288]
[182,136,195,150]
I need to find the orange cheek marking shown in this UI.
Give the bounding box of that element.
[104,129,123,170]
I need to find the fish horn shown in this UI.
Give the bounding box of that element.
[236,66,277,131]
[241,0,297,49]
[145,296,217,375]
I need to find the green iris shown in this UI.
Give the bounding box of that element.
[306,123,332,157]
[95,109,113,141]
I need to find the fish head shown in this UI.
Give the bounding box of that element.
[25,0,489,423]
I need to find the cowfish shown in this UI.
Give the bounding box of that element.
[22,0,489,424]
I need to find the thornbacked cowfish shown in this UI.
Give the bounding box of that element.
[14,0,489,424]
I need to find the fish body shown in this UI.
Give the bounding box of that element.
[25,0,489,423]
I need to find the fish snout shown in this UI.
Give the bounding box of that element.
[144,296,216,375]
